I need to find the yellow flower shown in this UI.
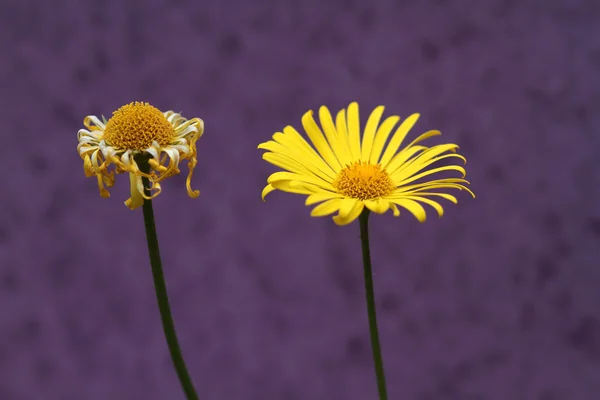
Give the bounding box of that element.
[77,102,204,209]
[258,102,474,226]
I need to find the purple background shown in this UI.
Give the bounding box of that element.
[1,0,599,399]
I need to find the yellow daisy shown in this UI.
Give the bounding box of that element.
[77,101,204,209]
[258,102,474,226]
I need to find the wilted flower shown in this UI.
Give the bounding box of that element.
[77,101,204,209]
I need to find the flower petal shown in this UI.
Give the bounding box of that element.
[361,105,385,161]
[259,139,334,183]
[395,165,467,188]
[338,198,360,219]
[334,108,353,166]
[370,115,400,164]
[267,171,336,191]
[261,184,276,201]
[384,130,441,173]
[125,172,145,210]
[302,110,342,172]
[311,199,344,217]
[382,145,427,177]
[378,113,421,167]
[391,153,467,185]
[402,195,445,217]
[332,200,364,226]
[319,106,350,167]
[388,143,459,177]
[346,102,361,161]
[305,191,343,206]
[262,152,332,188]
[364,198,391,214]
[388,198,427,222]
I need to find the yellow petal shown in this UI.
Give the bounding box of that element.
[338,198,360,219]
[267,171,336,191]
[262,151,305,174]
[392,178,471,194]
[301,110,342,172]
[334,108,352,166]
[271,180,316,196]
[388,143,459,176]
[395,165,467,188]
[382,146,427,178]
[388,198,427,222]
[83,154,95,177]
[391,153,467,185]
[346,102,361,161]
[261,184,276,201]
[311,199,344,217]
[305,191,343,206]
[364,198,391,214]
[280,126,338,177]
[378,114,421,167]
[319,106,348,166]
[361,105,385,161]
[369,115,400,164]
[332,201,364,226]
[125,172,145,210]
[259,138,335,183]
[384,129,443,173]
[389,203,400,217]
[402,195,445,217]
[397,191,458,204]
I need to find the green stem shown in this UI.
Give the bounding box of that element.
[139,159,199,400]
[358,209,388,400]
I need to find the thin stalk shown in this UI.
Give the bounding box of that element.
[358,209,388,400]
[139,159,199,400]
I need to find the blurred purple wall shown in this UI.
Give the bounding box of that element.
[1,0,599,399]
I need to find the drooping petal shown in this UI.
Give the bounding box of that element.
[83,115,106,131]
[361,105,385,161]
[388,198,428,222]
[337,198,360,219]
[378,113,421,167]
[332,200,364,226]
[261,184,276,201]
[363,198,391,214]
[402,195,445,217]
[125,172,145,210]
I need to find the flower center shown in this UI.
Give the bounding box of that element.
[333,161,395,200]
[103,102,175,150]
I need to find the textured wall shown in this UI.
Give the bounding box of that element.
[1,0,599,399]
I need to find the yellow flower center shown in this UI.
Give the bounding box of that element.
[333,161,395,200]
[103,102,175,150]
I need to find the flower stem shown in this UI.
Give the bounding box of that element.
[139,160,199,400]
[358,209,388,400]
